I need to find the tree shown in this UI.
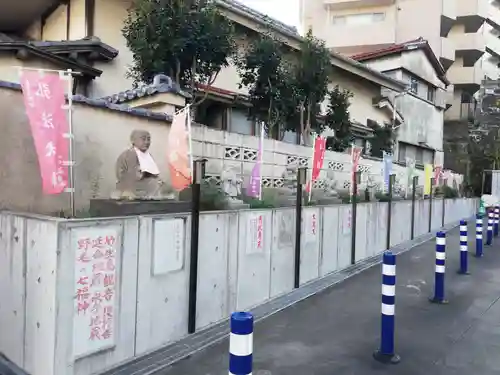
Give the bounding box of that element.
[467,127,500,195]
[237,30,342,144]
[368,121,395,158]
[122,0,236,99]
[324,86,353,152]
[292,30,332,144]
[235,34,296,138]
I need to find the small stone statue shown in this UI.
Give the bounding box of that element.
[112,129,164,200]
[220,167,249,209]
[282,164,298,195]
[221,167,242,199]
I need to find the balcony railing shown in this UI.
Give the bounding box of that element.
[456,0,488,19]
[450,33,486,53]
[323,0,395,9]
[441,0,456,21]
[447,65,484,86]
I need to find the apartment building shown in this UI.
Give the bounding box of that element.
[300,0,493,121]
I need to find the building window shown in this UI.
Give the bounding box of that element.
[410,77,418,94]
[332,12,385,26]
[398,143,407,163]
[416,148,423,163]
[427,87,435,103]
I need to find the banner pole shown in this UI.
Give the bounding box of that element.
[258,122,264,200]
[308,134,317,203]
[66,69,76,217]
[186,105,194,183]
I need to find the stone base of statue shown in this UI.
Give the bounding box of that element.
[223,198,250,210]
[89,198,191,217]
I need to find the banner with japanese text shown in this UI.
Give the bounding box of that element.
[167,107,192,191]
[424,164,433,195]
[382,151,392,193]
[434,165,442,185]
[247,123,264,198]
[306,137,326,193]
[19,70,69,194]
[350,145,362,195]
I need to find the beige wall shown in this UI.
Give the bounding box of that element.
[0,55,73,95]
[322,5,397,47]
[69,0,86,40]
[0,83,396,216]
[43,4,67,41]
[90,0,134,98]
[330,69,391,125]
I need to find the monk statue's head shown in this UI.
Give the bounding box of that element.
[131,130,151,152]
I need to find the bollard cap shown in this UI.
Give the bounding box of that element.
[437,231,446,237]
[460,219,467,225]
[382,251,396,265]
[230,312,253,335]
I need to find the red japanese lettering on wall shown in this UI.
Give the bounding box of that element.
[256,215,263,248]
[75,233,117,343]
[311,213,317,235]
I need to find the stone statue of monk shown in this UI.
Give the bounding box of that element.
[111,130,163,200]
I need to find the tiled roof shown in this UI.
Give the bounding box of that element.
[0,79,175,122]
[216,0,299,36]
[351,38,449,86]
[101,74,191,104]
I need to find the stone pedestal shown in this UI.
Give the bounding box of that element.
[89,199,191,217]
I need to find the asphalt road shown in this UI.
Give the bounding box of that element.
[159,223,500,375]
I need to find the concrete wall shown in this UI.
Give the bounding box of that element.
[0,197,477,375]
[0,84,464,216]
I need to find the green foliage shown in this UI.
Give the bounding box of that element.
[435,185,459,199]
[242,196,276,209]
[368,121,395,158]
[122,0,236,91]
[235,34,295,137]
[292,31,332,140]
[179,180,227,211]
[324,86,353,152]
[236,30,347,143]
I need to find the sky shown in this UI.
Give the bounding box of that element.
[238,0,301,30]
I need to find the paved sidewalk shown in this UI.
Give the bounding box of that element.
[159,224,500,375]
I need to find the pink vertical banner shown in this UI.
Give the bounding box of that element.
[433,165,442,186]
[350,145,362,191]
[306,137,326,193]
[19,70,69,194]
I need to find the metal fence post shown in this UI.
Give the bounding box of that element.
[386,174,395,250]
[428,178,435,232]
[351,171,361,265]
[188,159,206,334]
[411,176,418,240]
[294,167,307,289]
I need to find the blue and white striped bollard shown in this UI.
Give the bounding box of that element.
[476,214,483,257]
[457,220,469,275]
[373,251,400,364]
[495,207,499,237]
[229,312,253,375]
[430,231,448,304]
[487,211,494,246]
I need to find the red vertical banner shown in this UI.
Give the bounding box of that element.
[306,137,326,193]
[19,70,69,194]
[351,146,362,189]
[433,165,442,186]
